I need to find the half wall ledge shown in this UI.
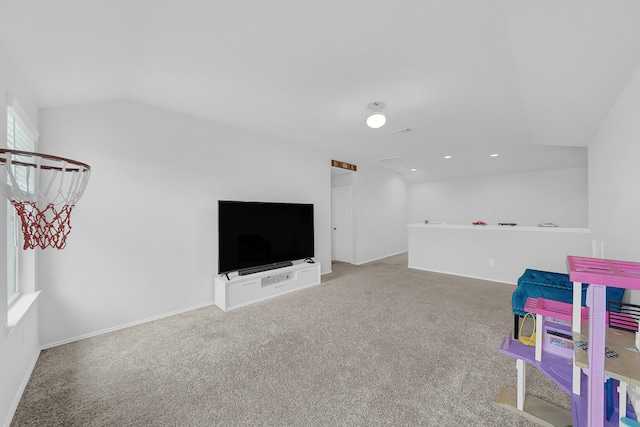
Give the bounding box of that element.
[407,224,591,284]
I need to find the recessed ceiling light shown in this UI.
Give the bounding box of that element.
[490,153,499,157]
[444,155,452,159]
[410,168,417,172]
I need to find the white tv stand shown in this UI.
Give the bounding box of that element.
[214,261,321,311]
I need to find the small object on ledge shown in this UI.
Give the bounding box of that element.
[472,221,487,226]
[424,218,429,224]
[498,223,517,226]
[538,222,559,227]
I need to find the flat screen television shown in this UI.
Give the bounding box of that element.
[218,200,314,275]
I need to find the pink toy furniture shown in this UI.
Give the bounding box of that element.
[498,257,640,427]
[568,256,640,427]
[524,297,590,361]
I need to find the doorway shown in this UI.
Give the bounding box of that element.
[331,186,353,263]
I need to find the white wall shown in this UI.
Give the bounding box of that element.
[332,165,409,265]
[0,42,42,427]
[408,224,591,284]
[37,99,332,346]
[589,63,640,304]
[409,167,588,228]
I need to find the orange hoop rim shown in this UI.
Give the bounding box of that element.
[0,148,91,172]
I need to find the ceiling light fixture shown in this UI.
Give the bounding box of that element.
[444,155,452,159]
[366,101,386,129]
[490,153,499,157]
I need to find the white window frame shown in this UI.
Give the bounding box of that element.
[7,200,19,305]
[6,98,38,308]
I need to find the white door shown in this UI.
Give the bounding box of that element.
[332,186,353,263]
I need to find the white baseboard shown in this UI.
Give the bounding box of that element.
[3,348,41,427]
[40,301,215,350]
[407,264,516,286]
[39,272,340,349]
[354,250,407,266]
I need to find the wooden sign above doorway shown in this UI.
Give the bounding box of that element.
[331,160,357,172]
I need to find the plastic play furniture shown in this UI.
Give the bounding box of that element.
[499,257,640,427]
[622,417,640,427]
[512,269,625,339]
[499,297,582,426]
[499,298,578,425]
[498,331,574,425]
[568,256,640,427]
[524,297,589,362]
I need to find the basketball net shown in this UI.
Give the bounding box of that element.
[0,149,91,250]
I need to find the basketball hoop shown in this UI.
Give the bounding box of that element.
[0,149,91,250]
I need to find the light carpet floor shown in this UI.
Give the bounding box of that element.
[11,253,570,426]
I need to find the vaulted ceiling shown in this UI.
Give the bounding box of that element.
[1,1,639,183]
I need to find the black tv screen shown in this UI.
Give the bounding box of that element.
[218,200,314,274]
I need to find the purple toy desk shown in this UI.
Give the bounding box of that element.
[568,256,640,427]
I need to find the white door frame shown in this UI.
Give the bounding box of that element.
[331,186,354,263]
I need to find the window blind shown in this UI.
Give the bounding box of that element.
[7,102,38,193]
[6,99,38,303]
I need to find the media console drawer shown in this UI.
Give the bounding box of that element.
[227,279,260,307]
[214,262,321,312]
[297,267,318,287]
[261,281,295,297]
